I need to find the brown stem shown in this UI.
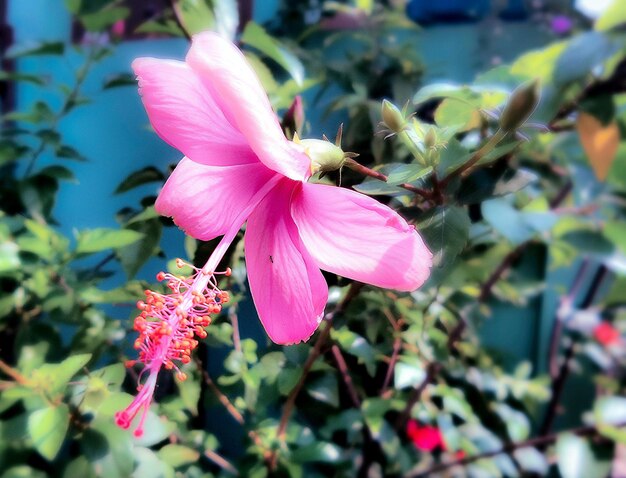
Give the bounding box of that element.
[548,260,591,378]
[203,448,239,475]
[345,159,433,199]
[380,336,402,396]
[195,358,244,424]
[0,359,28,385]
[229,306,241,353]
[440,129,507,188]
[408,422,622,477]
[332,345,362,407]
[269,282,364,470]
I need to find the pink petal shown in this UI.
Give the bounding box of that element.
[245,179,328,344]
[155,158,277,241]
[291,184,432,291]
[186,32,311,181]
[132,57,257,166]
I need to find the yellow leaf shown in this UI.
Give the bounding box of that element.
[576,112,620,181]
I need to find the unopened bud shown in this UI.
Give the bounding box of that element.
[424,128,437,149]
[300,139,346,175]
[499,79,541,132]
[382,100,407,133]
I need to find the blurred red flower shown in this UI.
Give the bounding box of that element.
[594,322,620,346]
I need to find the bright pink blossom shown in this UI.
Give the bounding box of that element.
[132,32,432,345]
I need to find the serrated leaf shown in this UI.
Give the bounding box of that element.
[28,405,70,460]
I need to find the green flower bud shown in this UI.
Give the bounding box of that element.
[300,138,346,175]
[382,100,407,133]
[499,79,541,132]
[424,127,437,149]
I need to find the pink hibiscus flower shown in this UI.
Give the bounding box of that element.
[133,32,432,344]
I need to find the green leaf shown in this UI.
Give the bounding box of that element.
[0,71,47,85]
[158,444,200,468]
[242,22,305,85]
[416,206,470,268]
[352,179,407,196]
[79,7,129,32]
[435,98,481,131]
[604,221,626,255]
[35,353,91,394]
[115,166,165,194]
[175,0,238,39]
[6,41,64,58]
[306,374,339,407]
[594,396,626,426]
[102,73,136,90]
[0,241,20,272]
[554,32,619,85]
[595,0,626,31]
[290,442,345,464]
[116,218,161,279]
[394,359,426,389]
[27,404,70,460]
[386,164,433,185]
[556,434,611,478]
[75,228,144,254]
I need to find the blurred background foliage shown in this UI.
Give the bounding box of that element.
[1,0,626,476]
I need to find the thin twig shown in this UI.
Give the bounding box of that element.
[204,448,239,475]
[269,282,364,470]
[195,358,244,424]
[345,159,433,199]
[0,359,28,385]
[331,345,361,407]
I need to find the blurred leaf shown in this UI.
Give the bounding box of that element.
[174,0,238,39]
[556,434,611,478]
[103,73,136,90]
[115,166,165,194]
[242,23,304,85]
[158,444,200,468]
[27,404,70,460]
[554,32,618,85]
[435,98,481,131]
[75,228,144,254]
[513,447,548,474]
[307,374,339,407]
[394,359,426,389]
[386,164,433,185]
[117,217,161,279]
[34,353,91,394]
[595,0,626,31]
[594,396,626,426]
[6,41,64,58]
[79,7,130,32]
[577,113,620,181]
[290,442,345,464]
[416,206,470,268]
[604,221,626,255]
